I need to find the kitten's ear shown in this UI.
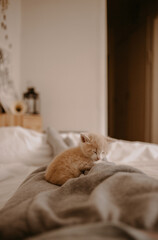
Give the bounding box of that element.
[80,133,90,143]
[105,137,116,144]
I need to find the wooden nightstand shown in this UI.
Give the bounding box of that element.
[0,114,42,132]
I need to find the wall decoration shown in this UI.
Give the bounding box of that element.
[0,0,12,49]
[0,46,17,112]
[0,1,17,113]
[0,0,9,11]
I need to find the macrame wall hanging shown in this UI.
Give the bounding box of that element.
[0,0,12,49]
[0,0,20,113]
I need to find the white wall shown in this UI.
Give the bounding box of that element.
[0,0,21,95]
[21,0,107,134]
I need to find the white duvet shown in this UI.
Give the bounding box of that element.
[0,127,158,210]
[0,127,53,209]
[108,140,158,180]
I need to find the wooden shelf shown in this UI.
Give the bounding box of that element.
[0,114,42,132]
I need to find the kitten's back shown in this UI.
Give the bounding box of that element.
[45,146,87,185]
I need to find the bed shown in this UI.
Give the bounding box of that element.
[0,126,158,240]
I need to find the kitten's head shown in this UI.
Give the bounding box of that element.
[80,132,112,161]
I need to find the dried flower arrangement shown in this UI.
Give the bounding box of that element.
[10,101,27,115]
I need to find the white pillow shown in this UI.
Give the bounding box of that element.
[0,127,53,166]
[61,132,80,147]
[46,127,68,156]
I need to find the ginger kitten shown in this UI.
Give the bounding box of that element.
[45,132,110,185]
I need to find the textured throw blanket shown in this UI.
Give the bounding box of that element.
[0,162,158,240]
